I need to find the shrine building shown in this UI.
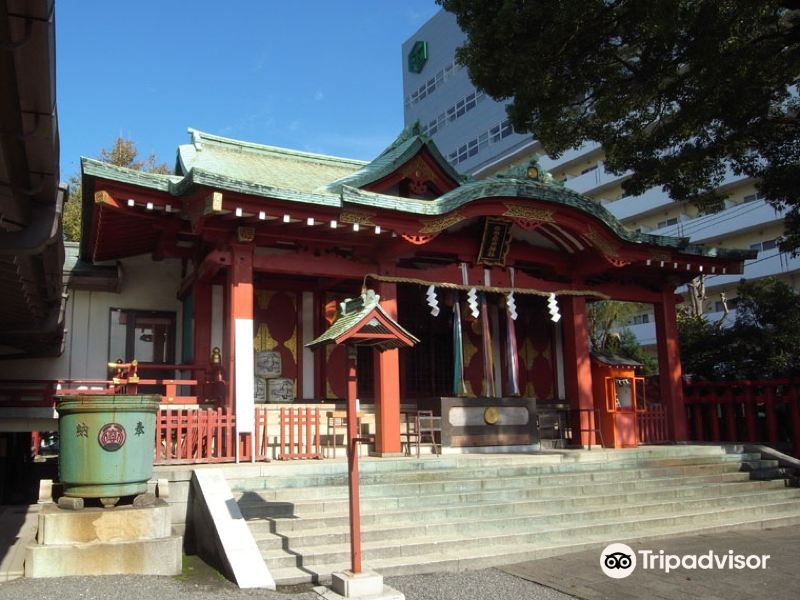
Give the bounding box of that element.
[0,125,754,456]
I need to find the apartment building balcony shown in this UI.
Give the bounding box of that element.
[704,248,800,290]
[538,142,601,172]
[649,199,784,242]
[606,186,674,222]
[562,161,624,195]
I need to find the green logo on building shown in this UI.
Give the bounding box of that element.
[408,40,429,74]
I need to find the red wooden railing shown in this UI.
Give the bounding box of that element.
[684,379,800,457]
[638,404,670,444]
[278,407,321,460]
[155,406,270,465]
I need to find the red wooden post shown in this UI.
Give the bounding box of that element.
[279,407,286,460]
[314,408,321,458]
[372,280,402,455]
[654,289,687,441]
[708,388,721,442]
[560,297,595,446]
[764,385,778,443]
[788,383,800,458]
[723,385,737,441]
[692,393,705,441]
[743,383,758,442]
[346,346,363,574]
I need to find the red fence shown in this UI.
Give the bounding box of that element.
[278,407,322,460]
[683,379,800,457]
[155,406,270,464]
[638,404,670,444]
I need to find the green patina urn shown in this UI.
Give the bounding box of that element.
[57,394,160,506]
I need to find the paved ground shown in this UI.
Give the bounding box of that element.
[502,525,800,600]
[0,526,797,599]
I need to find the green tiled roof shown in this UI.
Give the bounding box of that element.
[324,122,465,193]
[81,128,755,264]
[306,290,419,350]
[179,129,365,194]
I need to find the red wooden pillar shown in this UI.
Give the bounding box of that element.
[561,297,595,446]
[346,347,363,573]
[372,281,402,456]
[723,386,737,441]
[708,389,721,442]
[654,289,688,441]
[788,383,800,458]
[764,385,778,443]
[225,244,254,414]
[193,279,212,400]
[743,384,758,442]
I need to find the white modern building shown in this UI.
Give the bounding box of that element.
[402,9,800,346]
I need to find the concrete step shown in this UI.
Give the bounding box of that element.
[254,488,800,551]
[261,500,800,573]
[237,466,756,516]
[225,446,800,585]
[239,471,760,520]
[248,480,796,536]
[268,510,800,585]
[218,445,740,486]
[229,452,760,492]
[236,460,754,507]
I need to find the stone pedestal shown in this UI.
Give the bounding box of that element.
[25,499,182,578]
[314,570,404,600]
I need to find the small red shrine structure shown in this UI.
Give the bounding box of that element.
[75,125,754,453]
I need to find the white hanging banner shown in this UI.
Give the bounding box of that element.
[235,318,255,433]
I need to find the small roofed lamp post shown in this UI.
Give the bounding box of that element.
[306,290,418,599]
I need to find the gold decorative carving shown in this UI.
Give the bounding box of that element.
[237,226,255,243]
[401,232,440,245]
[339,208,376,226]
[418,212,465,234]
[484,406,499,425]
[583,226,620,258]
[283,330,298,364]
[398,156,437,183]
[255,290,271,310]
[253,323,277,352]
[520,338,535,370]
[503,203,555,223]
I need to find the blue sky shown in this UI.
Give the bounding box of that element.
[57,1,440,178]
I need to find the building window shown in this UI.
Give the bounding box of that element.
[632,314,650,325]
[109,309,176,365]
[657,217,679,229]
[751,238,777,252]
[580,165,598,175]
[743,192,763,203]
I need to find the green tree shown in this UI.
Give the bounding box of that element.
[439,0,800,251]
[63,136,169,241]
[677,278,800,379]
[586,300,641,350]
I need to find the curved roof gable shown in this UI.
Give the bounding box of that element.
[323,122,464,195]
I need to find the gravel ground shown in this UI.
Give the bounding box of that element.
[0,563,572,600]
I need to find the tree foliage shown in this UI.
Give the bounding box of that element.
[439,0,800,250]
[63,137,169,241]
[678,278,800,380]
[586,300,656,374]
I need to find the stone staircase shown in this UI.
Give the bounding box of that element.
[229,446,800,585]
